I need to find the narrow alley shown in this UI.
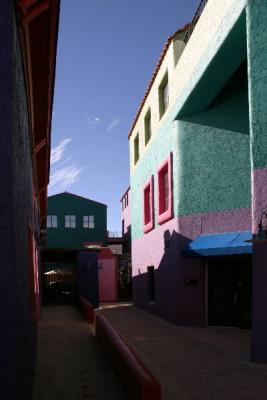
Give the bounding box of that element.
[33,306,126,400]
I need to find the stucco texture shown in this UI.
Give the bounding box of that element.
[47,193,107,249]
[0,5,38,399]
[129,0,246,172]
[247,0,267,170]
[131,87,251,241]
[247,0,267,363]
[131,120,179,240]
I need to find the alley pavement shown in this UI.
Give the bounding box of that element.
[97,304,267,400]
[33,306,126,400]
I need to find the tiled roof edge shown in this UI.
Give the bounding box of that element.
[128,24,189,140]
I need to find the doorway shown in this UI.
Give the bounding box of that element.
[42,262,77,304]
[208,257,251,328]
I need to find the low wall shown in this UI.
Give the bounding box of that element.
[96,315,161,400]
[79,296,94,324]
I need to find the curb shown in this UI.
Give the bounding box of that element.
[96,314,161,400]
[79,296,94,324]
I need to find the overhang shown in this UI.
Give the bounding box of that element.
[182,230,252,258]
[17,0,60,226]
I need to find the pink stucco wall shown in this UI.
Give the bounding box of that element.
[98,258,118,302]
[132,207,251,326]
[132,207,251,276]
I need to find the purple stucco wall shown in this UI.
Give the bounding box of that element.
[178,208,251,238]
[132,207,251,325]
[251,168,267,234]
[0,4,38,398]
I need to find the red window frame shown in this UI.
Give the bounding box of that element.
[157,153,173,224]
[143,175,154,233]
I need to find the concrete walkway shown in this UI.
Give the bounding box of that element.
[33,306,126,400]
[97,304,267,400]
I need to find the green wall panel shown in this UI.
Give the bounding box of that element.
[47,193,107,249]
[131,57,251,241]
[247,0,267,169]
[131,120,179,240]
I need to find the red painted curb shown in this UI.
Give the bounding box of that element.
[96,315,161,400]
[79,296,94,324]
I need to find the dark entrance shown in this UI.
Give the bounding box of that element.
[208,256,251,328]
[42,262,77,303]
[118,258,132,300]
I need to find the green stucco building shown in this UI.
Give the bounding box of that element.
[128,0,267,363]
[46,192,107,249]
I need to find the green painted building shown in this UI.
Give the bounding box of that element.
[46,192,107,249]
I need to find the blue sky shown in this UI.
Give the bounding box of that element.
[49,0,200,231]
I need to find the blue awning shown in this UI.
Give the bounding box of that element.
[182,230,252,257]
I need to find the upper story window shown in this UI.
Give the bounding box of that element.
[83,215,94,229]
[144,109,151,146]
[157,153,173,225]
[159,72,169,119]
[47,215,57,228]
[65,215,76,228]
[143,176,154,234]
[134,134,139,165]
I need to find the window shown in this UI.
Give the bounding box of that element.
[159,72,169,118]
[144,109,151,145]
[47,215,57,228]
[147,266,155,302]
[122,219,125,235]
[157,153,173,224]
[65,215,76,228]
[83,215,94,228]
[143,176,154,233]
[134,134,139,164]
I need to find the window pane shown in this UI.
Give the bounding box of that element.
[144,186,151,225]
[89,215,94,228]
[83,216,89,228]
[52,215,57,228]
[134,134,139,164]
[163,170,169,212]
[65,215,69,227]
[71,215,76,228]
[163,82,169,112]
[47,215,52,228]
[145,110,151,145]
[159,73,169,118]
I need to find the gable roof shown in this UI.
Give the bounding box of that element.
[48,191,107,207]
[128,24,189,139]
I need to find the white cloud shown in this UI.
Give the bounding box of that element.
[106,117,121,132]
[49,137,83,193]
[85,114,102,126]
[49,164,83,190]
[50,138,72,165]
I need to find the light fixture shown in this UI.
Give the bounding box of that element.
[245,210,267,243]
[34,228,47,247]
[257,210,267,240]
